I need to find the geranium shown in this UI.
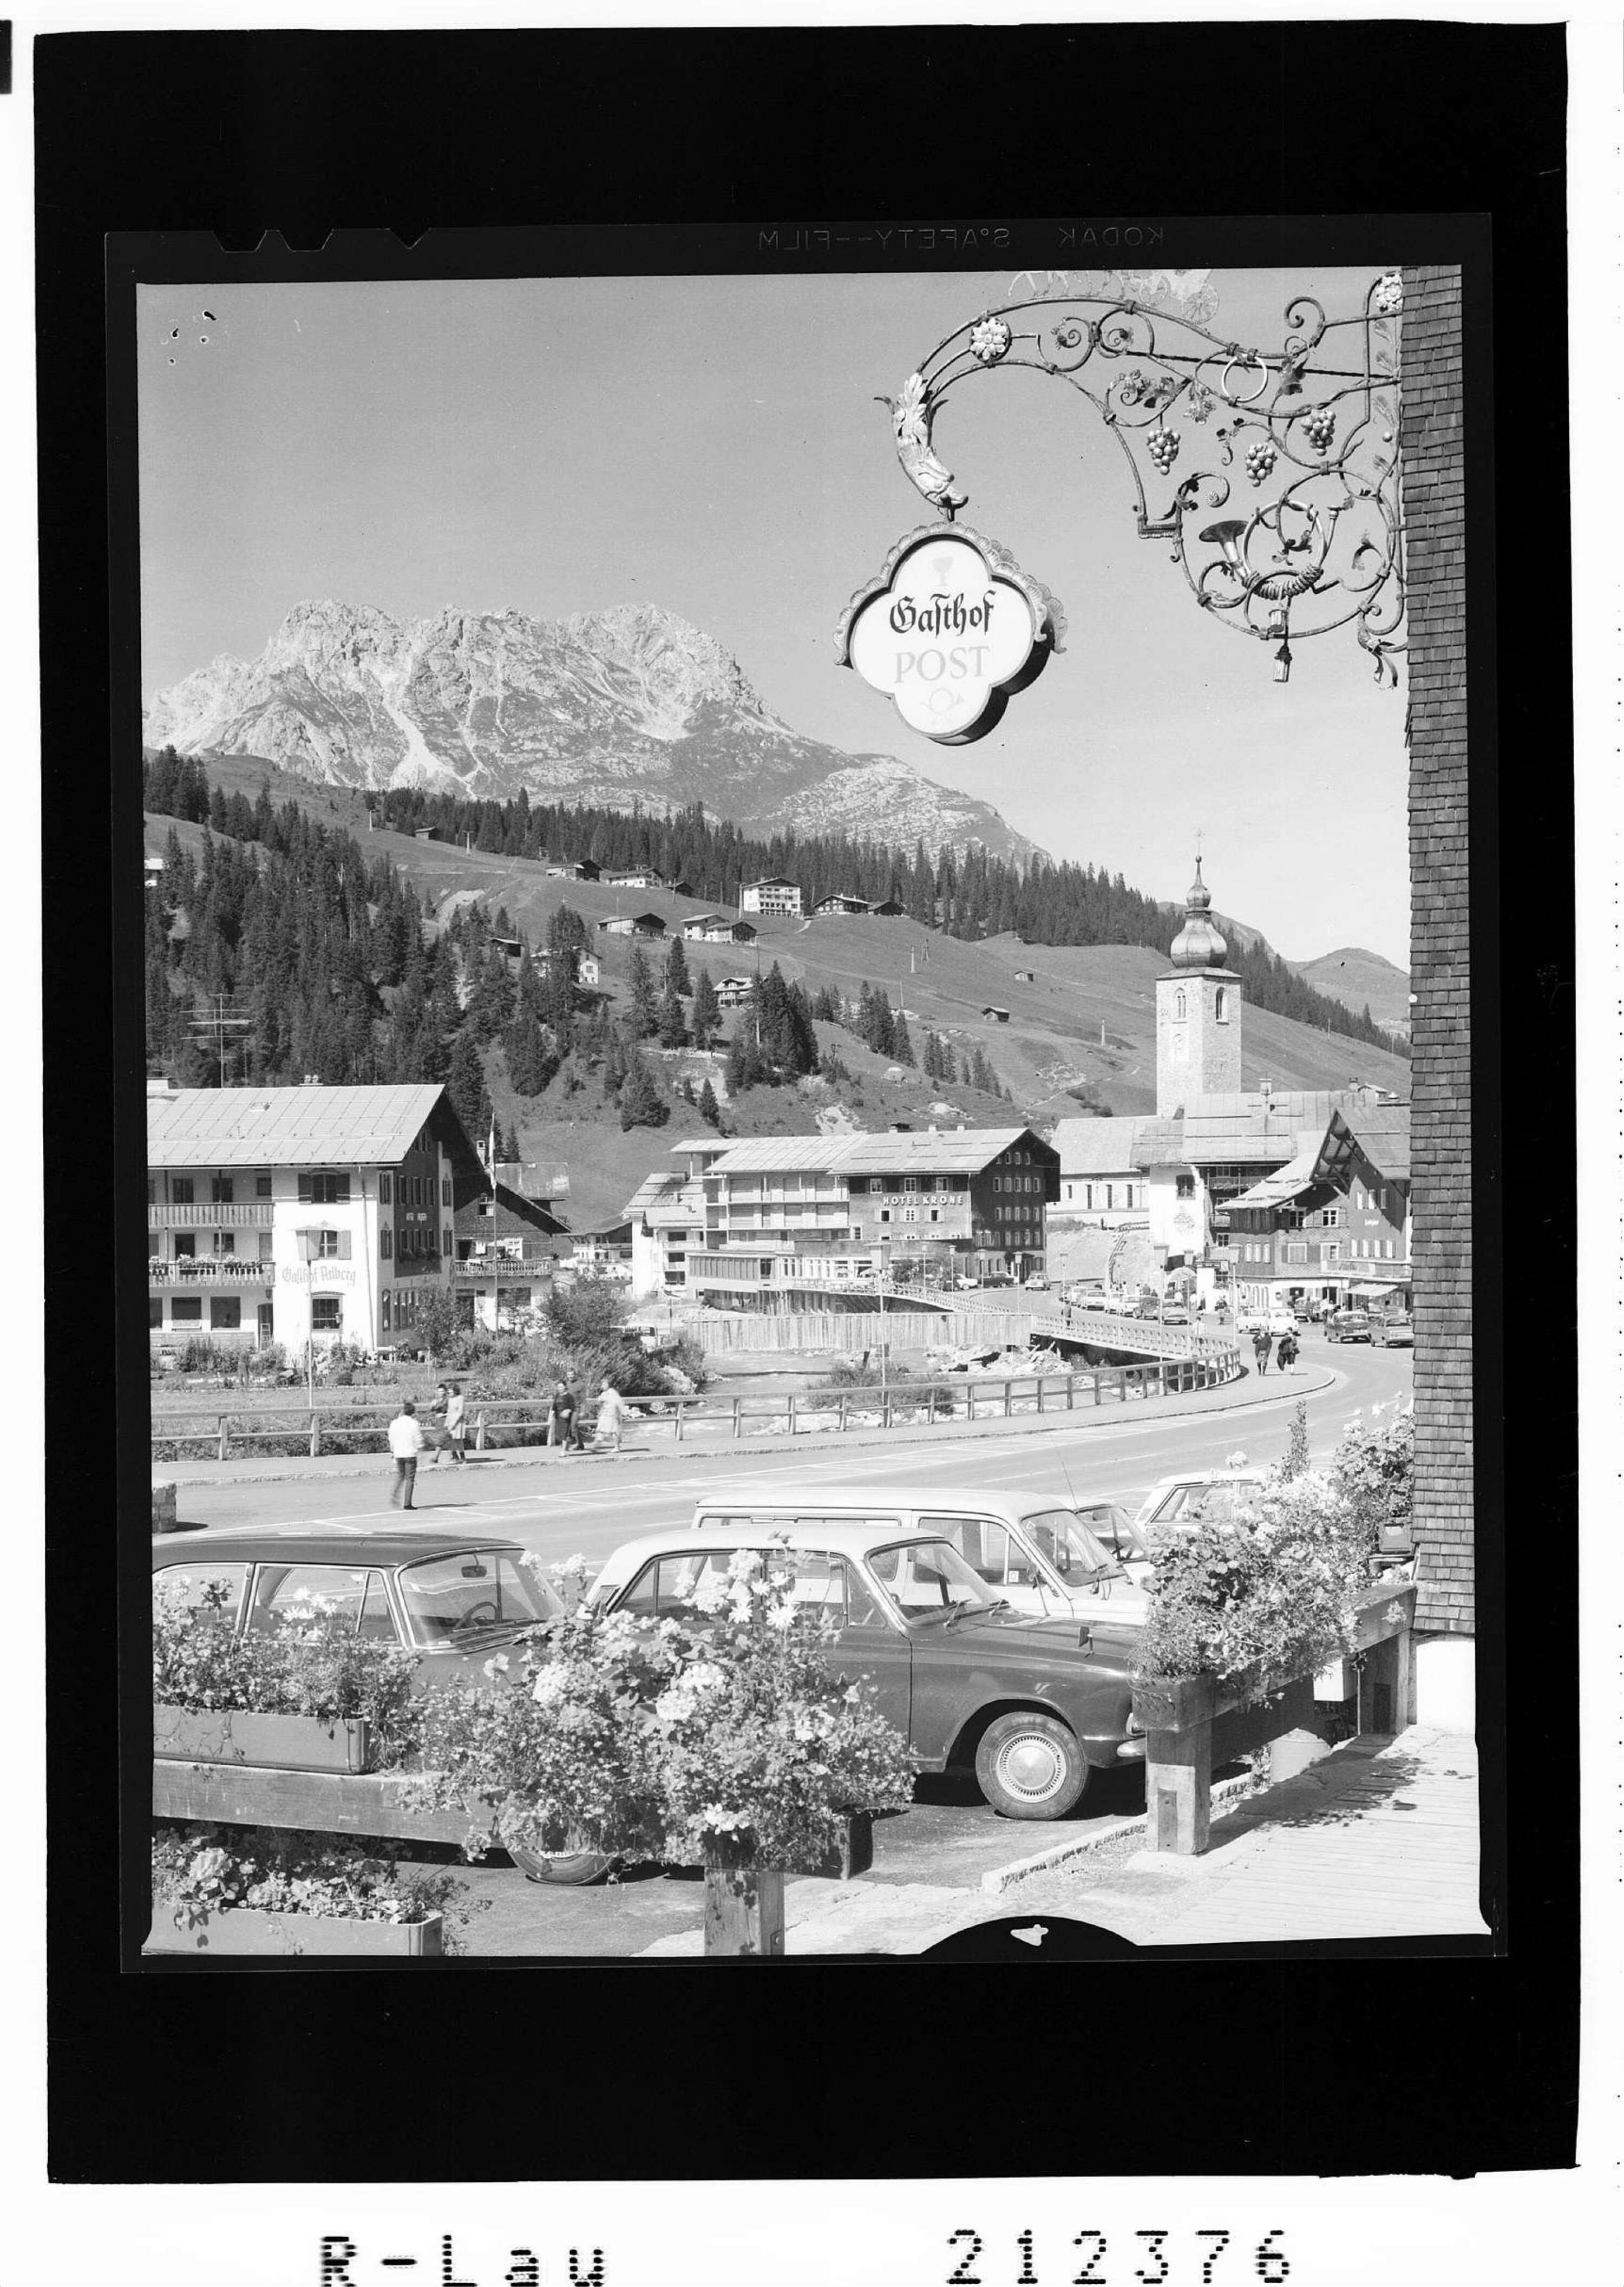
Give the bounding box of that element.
[152,1824,483,1950]
[412,1549,914,1873]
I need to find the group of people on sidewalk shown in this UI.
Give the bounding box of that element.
[1250,1327,1301,1376]
[386,1376,636,1509]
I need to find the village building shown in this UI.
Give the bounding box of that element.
[603,866,668,890]
[452,1179,569,1332]
[545,857,600,881]
[622,1126,1058,1300]
[680,913,726,939]
[739,877,803,918]
[568,1221,635,1280]
[146,1080,482,1354]
[1049,859,1410,1312]
[814,892,869,916]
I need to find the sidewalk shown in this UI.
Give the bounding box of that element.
[153,1362,1337,1490]
[636,1726,1486,1956]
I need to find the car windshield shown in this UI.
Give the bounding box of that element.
[1031,1505,1144,1574]
[867,1538,1001,1621]
[396,1550,559,1643]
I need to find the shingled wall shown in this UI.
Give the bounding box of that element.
[1401,266,1472,1635]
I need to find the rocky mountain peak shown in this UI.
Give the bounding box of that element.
[142,597,1040,861]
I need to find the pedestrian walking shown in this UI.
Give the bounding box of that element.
[1252,1328,1272,1375]
[388,1399,427,1508]
[592,1380,633,1453]
[426,1379,450,1466]
[443,1380,468,1464]
[1276,1330,1299,1372]
[547,1379,583,1452]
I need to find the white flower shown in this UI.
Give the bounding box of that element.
[482,1654,511,1680]
[685,1661,727,1695]
[532,1666,571,1706]
[767,1602,797,1632]
[698,1805,749,1833]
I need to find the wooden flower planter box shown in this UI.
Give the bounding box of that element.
[145,1902,442,1957]
[1132,1583,1417,1857]
[699,1813,876,1956]
[154,1707,373,1773]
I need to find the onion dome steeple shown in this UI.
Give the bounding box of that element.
[1169,854,1229,969]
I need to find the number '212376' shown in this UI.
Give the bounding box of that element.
[945,2229,1289,2287]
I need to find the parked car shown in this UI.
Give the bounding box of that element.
[1160,1305,1190,1326]
[1133,1465,1269,1532]
[1237,1309,1296,1338]
[683,1481,1156,1609]
[1023,1273,1049,1292]
[151,1523,567,1682]
[1325,1309,1375,1344]
[592,1517,1148,1818]
[1373,1314,1414,1347]
[150,1524,582,1878]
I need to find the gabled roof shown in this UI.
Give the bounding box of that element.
[1217,1144,1327,1213]
[745,876,799,889]
[147,1084,468,1170]
[1317,1108,1411,1185]
[700,1126,1052,1179]
[454,1181,568,1239]
[624,1169,703,1223]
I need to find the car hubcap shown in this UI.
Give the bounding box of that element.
[999,1733,1067,1801]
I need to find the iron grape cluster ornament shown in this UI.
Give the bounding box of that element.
[835,525,1066,746]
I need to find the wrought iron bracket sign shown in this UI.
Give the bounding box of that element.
[835,523,1066,745]
[857,272,1406,692]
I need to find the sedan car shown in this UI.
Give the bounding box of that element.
[590,1521,1146,1819]
[150,1522,566,1682]
[1325,1309,1375,1344]
[1133,1466,1269,1532]
[1373,1315,1414,1347]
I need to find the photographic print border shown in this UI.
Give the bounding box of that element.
[39,21,1571,2190]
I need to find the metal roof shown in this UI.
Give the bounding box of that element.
[624,1170,703,1222]
[701,1128,1047,1179]
[1217,1145,1326,1211]
[147,1085,454,1169]
[1318,1109,1411,1185]
[1052,1118,1145,1176]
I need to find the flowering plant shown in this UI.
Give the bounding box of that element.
[412,1545,915,1871]
[151,1823,482,1950]
[152,1576,423,1767]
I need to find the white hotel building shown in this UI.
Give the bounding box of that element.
[146,1082,482,1353]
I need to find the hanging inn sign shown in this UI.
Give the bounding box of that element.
[836,272,1407,738]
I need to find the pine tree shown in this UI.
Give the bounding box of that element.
[664,934,691,998]
[892,1012,916,1067]
[619,1051,671,1131]
[690,966,721,1049]
[625,943,659,1038]
[698,1077,720,1126]
[658,981,689,1047]
[447,1028,492,1145]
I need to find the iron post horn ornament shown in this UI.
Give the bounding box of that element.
[835,524,1067,745]
[845,270,1406,699]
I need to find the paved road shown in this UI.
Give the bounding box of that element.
[169,1333,1411,1572]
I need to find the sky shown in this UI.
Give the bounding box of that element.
[138,264,1410,967]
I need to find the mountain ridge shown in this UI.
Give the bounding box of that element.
[143,597,1043,864]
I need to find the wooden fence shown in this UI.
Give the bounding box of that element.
[148,1354,1241,1462]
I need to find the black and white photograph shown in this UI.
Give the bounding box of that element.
[130,245,1476,1964]
[24,7,1593,2261]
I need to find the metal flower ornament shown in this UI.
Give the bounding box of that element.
[838,268,1406,720]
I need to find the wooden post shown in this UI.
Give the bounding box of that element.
[1142,1677,1216,1856]
[1036,1377,1045,1416]
[732,1395,743,1439]
[837,1391,848,1433]
[702,1859,785,1957]
[1066,1374,1075,1411]
[475,1411,487,1452]
[309,1412,320,1458]
[218,1416,231,1462]
[1003,1379,1013,1419]
[1117,1369,1128,1403]
[673,1398,685,1445]
[787,1393,798,1437]
[1360,1627,1412,1735]
[1093,1372,1102,1406]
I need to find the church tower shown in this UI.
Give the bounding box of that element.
[1156,856,1242,1115]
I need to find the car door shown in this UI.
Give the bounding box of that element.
[816,1554,912,1741]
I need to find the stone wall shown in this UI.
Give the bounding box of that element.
[1401,266,1472,1635]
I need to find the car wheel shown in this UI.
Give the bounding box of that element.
[509,1845,616,1885]
[974,1711,1089,1820]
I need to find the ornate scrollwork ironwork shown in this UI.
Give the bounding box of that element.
[883,273,1406,685]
